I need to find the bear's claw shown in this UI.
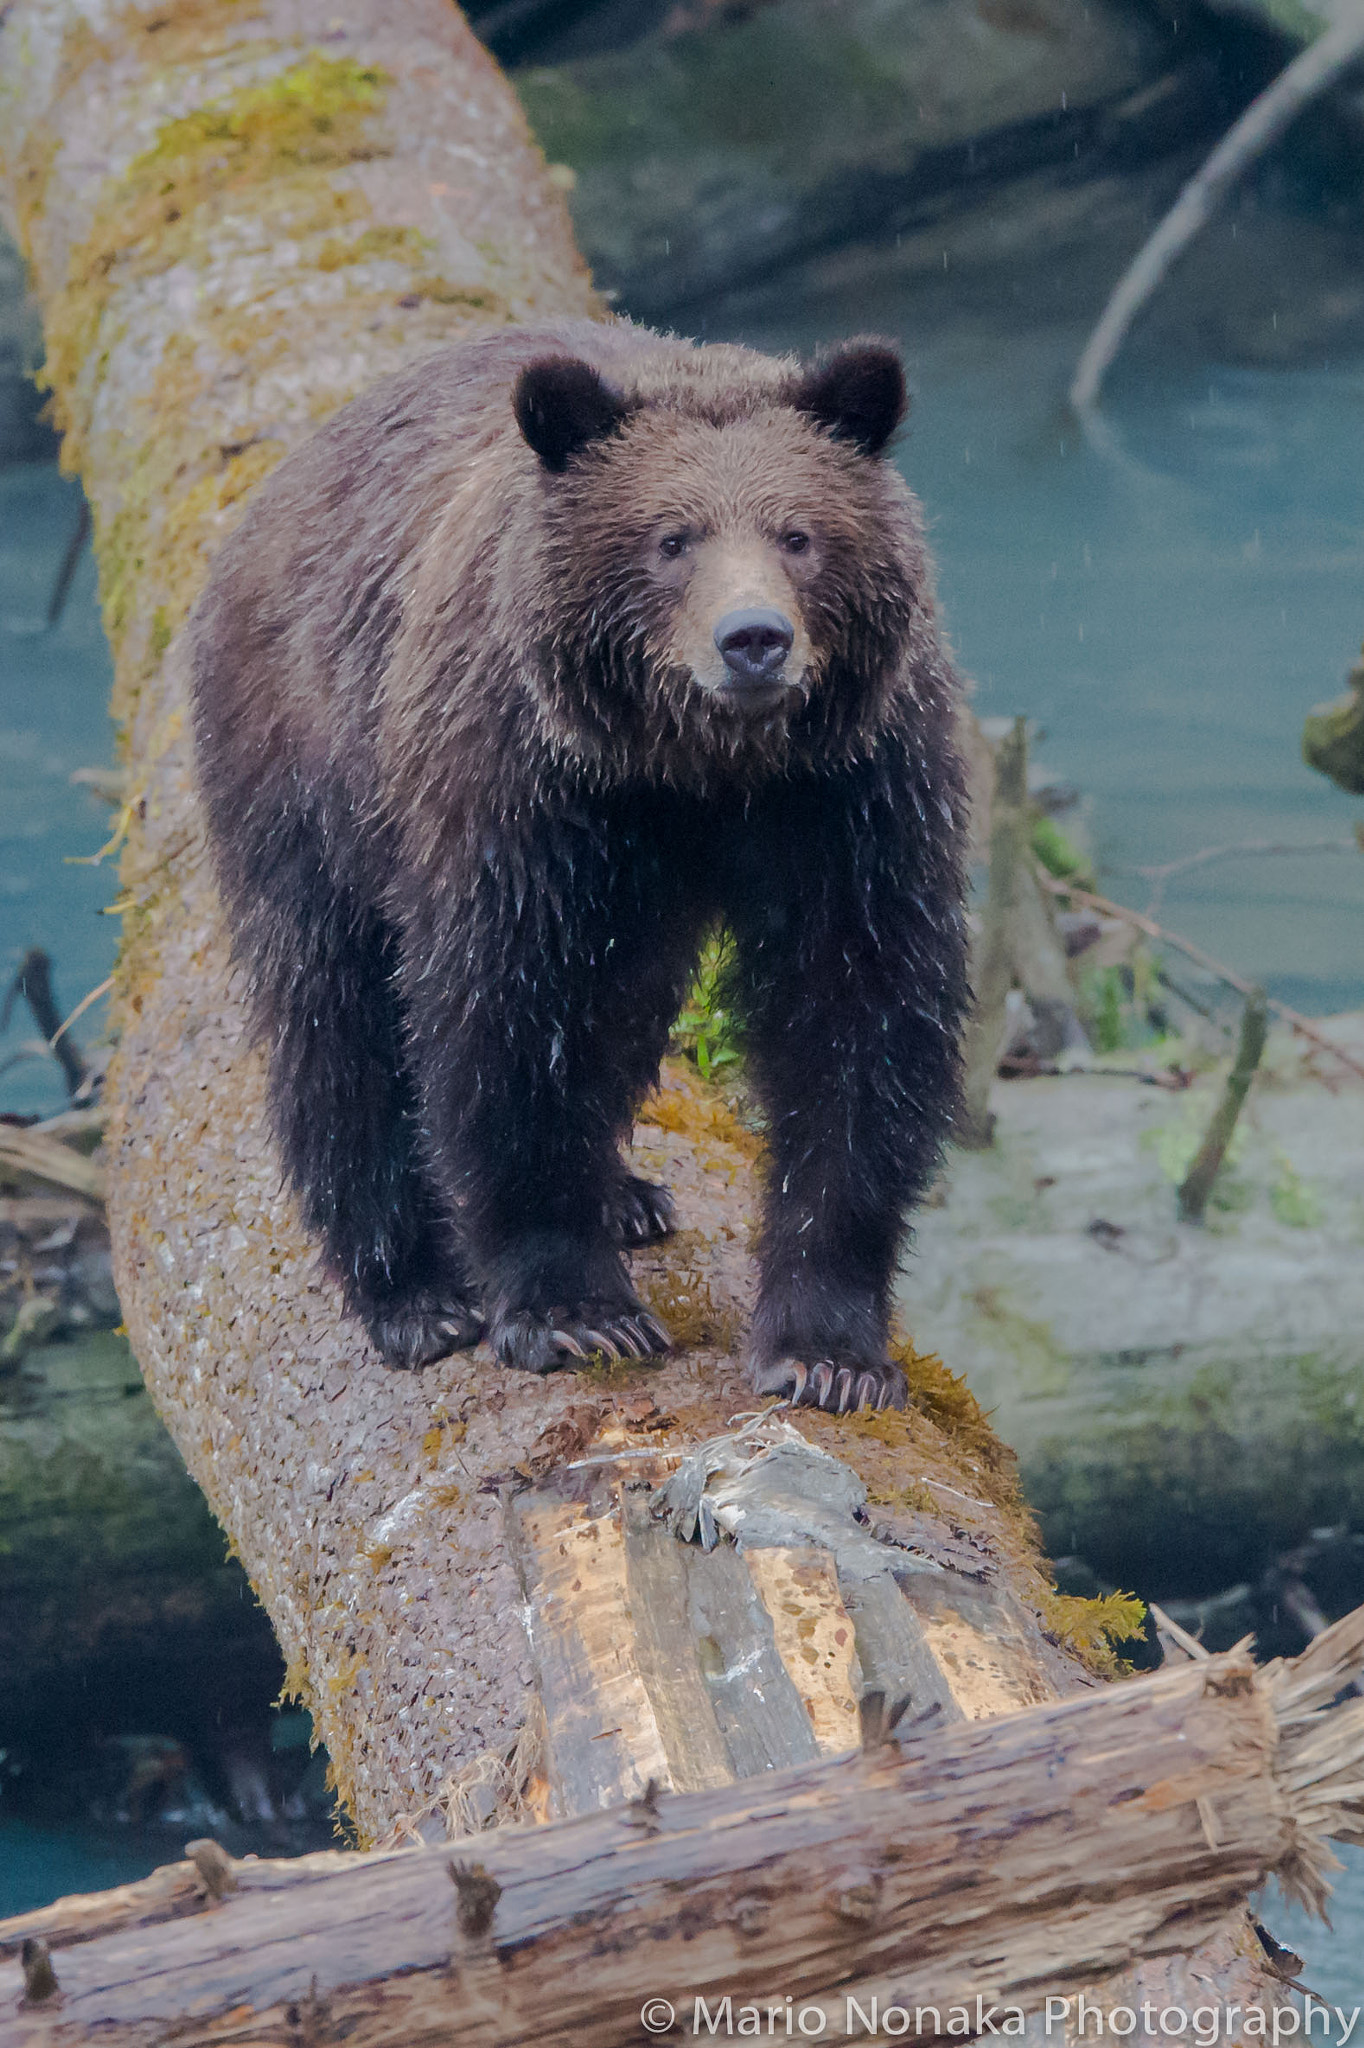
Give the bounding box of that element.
[366,1291,486,1370]
[494,1305,671,1376]
[747,1354,907,1414]
[606,1176,677,1247]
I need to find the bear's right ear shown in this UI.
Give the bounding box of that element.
[513,357,630,473]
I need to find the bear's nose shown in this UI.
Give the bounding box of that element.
[714,608,795,684]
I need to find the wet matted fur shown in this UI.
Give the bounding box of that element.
[189,317,970,1411]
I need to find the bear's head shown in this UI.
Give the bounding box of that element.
[512,338,925,780]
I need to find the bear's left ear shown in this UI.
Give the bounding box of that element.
[514,357,631,473]
[792,340,907,459]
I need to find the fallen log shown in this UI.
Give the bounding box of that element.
[7,1610,1364,2044]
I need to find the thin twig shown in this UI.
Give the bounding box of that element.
[1042,872,1364,1085]
[50,973,113,1048]
[2,949,89,1099]
[1071,12,1364,416]
[46,493,90,630]
[1136,836,1361,918]
[1149,1602,1211,1662]
[1177,987,1268,1223]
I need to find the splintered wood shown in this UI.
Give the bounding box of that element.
[508,1430,1050,1816]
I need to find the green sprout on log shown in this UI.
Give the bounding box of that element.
[670,932,743,1079]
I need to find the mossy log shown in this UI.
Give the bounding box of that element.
[0,3,1347,2026]
[1303,645,1364,796]
[9,1614,1364,2043]
[898,1019,1364,1592]
[0,1326,282,1736]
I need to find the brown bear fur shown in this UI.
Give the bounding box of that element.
[190,318,969,1412]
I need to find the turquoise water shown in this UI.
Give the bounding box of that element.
[0,462,116,1115]
[1260,1859,1364,2018]
[0,1817,174,1919]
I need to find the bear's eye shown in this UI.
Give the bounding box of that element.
[780,529,811,555]
[657,532,690,560]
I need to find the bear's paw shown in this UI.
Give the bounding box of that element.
[493,1304,671,1376]
[606,1176,677,1248]
[365,1290,486,1371]
[748,1354,908,1415]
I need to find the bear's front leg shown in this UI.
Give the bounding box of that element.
[730,763,969,1414]
[397,806,691,1377]
[418,1039,670,1374]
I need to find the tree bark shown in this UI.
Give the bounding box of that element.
[8,1615,1364,2045]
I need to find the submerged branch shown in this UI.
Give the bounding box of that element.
[1071,15,1364,416]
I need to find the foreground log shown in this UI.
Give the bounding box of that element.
[8,1611,1364,2044]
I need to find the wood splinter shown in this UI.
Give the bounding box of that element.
[185,1839,237,1903]
[449,1861,502,1940]
[19,1938,59,2007]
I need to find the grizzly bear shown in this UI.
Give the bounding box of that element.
[190,318,969,1414]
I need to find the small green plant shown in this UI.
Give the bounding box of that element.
[1030,813,1094,890]
[1271,1153,1323,1229]
[670,932,743,1079]
[1079,952,1167,1055]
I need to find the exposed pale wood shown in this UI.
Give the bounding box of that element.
[743,1546,862,1755]
[9,1624,1364,2046]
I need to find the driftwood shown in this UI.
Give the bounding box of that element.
[7,1610,1364,2042]
[1071,12,1364,414]
[1041,874,1364,1087]
[0,1121,105,1203]
[958,721,1081,1147]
